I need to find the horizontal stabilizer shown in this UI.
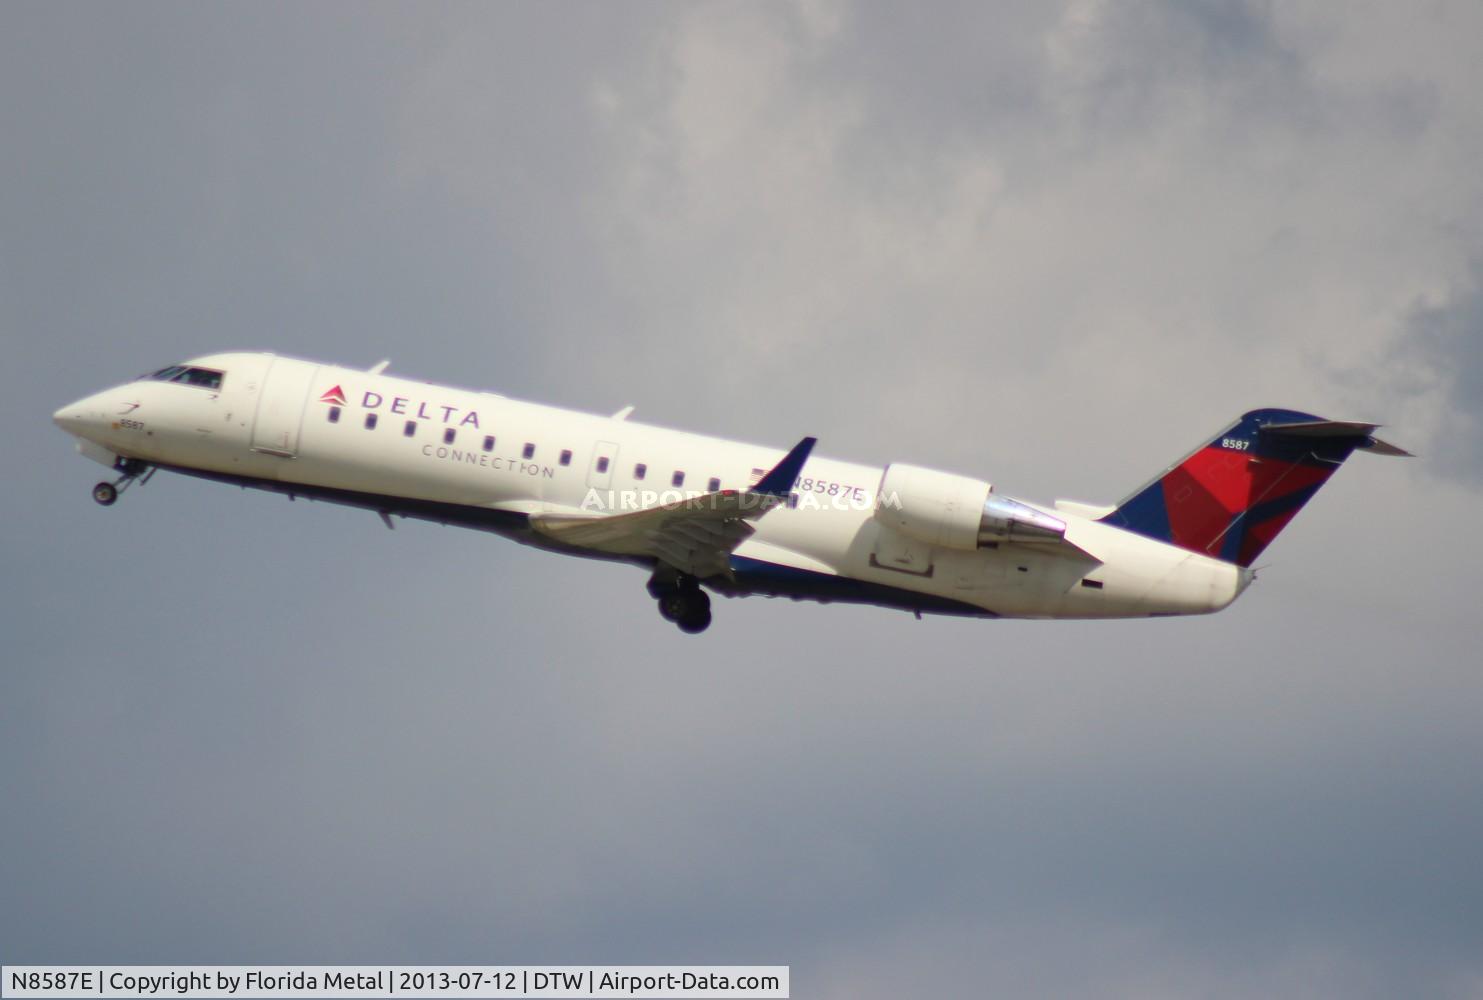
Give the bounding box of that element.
[1262,418,1412,457]
[1262,418,1378,436]
[1359,437,1412,457]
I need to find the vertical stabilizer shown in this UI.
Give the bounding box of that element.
[1099,408,1407,567]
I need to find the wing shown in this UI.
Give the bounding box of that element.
[528,436,817,579]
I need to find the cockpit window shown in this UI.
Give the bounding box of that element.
[179,367,223,389]
[139,365,224,390]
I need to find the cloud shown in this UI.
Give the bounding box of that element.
[1402,268,1483,480]
[540,1,1483,499]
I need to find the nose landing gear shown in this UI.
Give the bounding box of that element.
[648,572,714,634]
[92,458,153,507]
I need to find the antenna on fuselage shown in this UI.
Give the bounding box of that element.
[368,359,391,375]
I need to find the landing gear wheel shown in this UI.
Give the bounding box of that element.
[92,482,118,506]
[677,605,713,634]
[653,575,713,633]
[658,592,685,622]
[673,586,711,634]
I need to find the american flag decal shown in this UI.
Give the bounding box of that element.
[748,467,766,486]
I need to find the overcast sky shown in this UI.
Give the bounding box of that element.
[3,3,1482,996]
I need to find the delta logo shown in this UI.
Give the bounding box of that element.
[317,383,486,428]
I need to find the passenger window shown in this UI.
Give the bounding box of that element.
[365,413,378,430]
[560,449,572,466]
[707,477,720,492]
[482,435,495,452]
[443,428,456,445]
[672,471,685,488]
[523,443,535,459]
[328,406,341,423]
[404,421,416,437]
[634,463,647,480]
[596,457,610,473]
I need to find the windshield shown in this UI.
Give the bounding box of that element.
[138,365,224,390]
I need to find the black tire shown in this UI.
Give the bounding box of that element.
[660,584,711,630]
[92,482,118,506]
[677,605,712,634]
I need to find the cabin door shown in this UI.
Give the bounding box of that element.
[250,358,319,457]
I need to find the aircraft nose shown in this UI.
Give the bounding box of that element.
[52,389,119,438]
[54,400,84,427]
[53,401,88,431]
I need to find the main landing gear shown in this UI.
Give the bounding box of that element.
[648,572,713,634]
[92,458,152,507]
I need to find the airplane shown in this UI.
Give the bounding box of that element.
[53,352,1408,634]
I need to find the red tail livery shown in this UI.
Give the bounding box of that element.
[1100,408,1409,567]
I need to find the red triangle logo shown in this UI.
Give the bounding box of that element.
[320,385,348,406]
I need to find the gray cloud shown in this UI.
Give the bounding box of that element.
[1404,270,1483,480]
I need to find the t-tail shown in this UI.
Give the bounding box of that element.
[1099,408,1410,567]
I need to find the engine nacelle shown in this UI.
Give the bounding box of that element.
[875,464,990,551]
[875,463,1067,551]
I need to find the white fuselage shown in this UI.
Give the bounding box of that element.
[54,352,1249,621]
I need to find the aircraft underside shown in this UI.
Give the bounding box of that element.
[153,462,995,627]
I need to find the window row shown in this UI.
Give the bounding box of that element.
[587,457,720,490]
[329,406,565,462]
[626,461,720,492]
[327,406,721,490]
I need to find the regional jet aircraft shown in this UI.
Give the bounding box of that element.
[54,353,1407,633]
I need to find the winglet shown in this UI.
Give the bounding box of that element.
[751,437,817,497]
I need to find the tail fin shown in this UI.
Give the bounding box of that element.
[1099,408,1408,567]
